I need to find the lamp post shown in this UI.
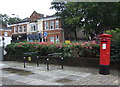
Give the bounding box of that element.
[2,35,5,60]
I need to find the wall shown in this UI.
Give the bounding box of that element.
[45,29,63,43]
[4,54,99,67]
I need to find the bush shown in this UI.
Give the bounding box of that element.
[106,28,120,63]
[5,41,99,58]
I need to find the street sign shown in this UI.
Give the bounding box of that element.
[44,32,48,37]
[38,33,42,37]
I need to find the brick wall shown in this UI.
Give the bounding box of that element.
[45,29,63,43]
[0,30,12,37]
[11,24,27,35]
[43,18,63,43]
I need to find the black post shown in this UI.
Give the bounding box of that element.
[37,56,39,67]
[61,57,64,69]
[2,36,4,61]
[47,58,49,70]
[23,57,26,68]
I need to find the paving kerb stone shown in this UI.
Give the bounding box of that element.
[42,82,64,85]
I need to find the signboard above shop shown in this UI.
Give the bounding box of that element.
[27,33,42,39]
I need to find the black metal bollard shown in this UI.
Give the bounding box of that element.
[61,57,64,69]
[47,58,49,70]
[37,56,39,67]
[23,57,26,68]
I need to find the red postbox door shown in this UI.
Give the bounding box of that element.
[99,34,112,66]
[100,40,110,65]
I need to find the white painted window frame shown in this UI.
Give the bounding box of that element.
[14,27,17,34]
[55,20,59,29]
[50,21,54,30]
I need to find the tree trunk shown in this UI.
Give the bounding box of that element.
[74,29,78,41]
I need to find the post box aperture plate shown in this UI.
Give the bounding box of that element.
[102,43,106,49]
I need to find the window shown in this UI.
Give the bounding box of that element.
[18,26,22,33]
[30,24,38,32]
[50,21,54,30]
[50,37,54,43]
[4,32,8,37]
[56,35,59,43]
[14,27,17,33]
[55,20,59,29]
[44,21,49,30]
[22,26,26,32]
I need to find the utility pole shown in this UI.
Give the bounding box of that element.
[2,35,5,61]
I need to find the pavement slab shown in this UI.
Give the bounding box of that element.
[0,61,119,86]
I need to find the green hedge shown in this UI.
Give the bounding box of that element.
[106,28,120,63]
[5,41,100,58]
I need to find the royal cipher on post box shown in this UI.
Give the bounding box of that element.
[99,34,112,75]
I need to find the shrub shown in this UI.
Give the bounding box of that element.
[5,41,99,58]
[106,28,120,63]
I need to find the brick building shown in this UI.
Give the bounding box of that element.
[0,24,12,37]
[38,16,64,43]
[0,24,12,47]
[10,11,44,42]
[10,20,29,42]
[10,11,64,43]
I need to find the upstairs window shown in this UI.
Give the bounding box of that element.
[4,32,8,37]
[50,21,54,30]
[44,21,49,30]
[30,23,38,32]
[18,26,22,33]
[55,20,59,29]
[14,27,17,33]
[22,26,26,32]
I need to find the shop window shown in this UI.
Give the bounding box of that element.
[56,35,59,43]
[50,37,54,43]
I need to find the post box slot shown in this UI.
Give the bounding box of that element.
[101,41,108,42]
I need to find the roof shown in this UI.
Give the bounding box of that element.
[0,24,8,29]
[30,11,44,17]
[10,20,29,25]
[38,15,61,20]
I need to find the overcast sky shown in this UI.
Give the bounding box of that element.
[0,0,56,19]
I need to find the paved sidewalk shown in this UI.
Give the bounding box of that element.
[0,61,119,85]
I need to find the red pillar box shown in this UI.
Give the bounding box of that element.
[99,34,112,75]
